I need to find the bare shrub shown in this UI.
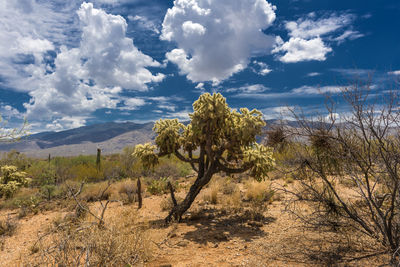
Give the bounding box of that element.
[285,82,400,264]
[80,181,115,202]
[30,179,150,266]
[0,215,17,237]
[117,179,137,204]
[221,179,238,195]
[265,126,287,151]
[160,195,183,211]
[33,210,150,266]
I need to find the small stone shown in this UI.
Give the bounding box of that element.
[176,240,189,247]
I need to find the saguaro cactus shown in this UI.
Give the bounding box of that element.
[96,148,101,171]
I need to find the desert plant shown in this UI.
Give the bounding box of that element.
[119,146,138,177]
[203,179,220,204]
[0,165,30,199]
[27,161,56,186]
[265,126,287,152]
[117,179,137,204]
[96,148,101,171]
[80,181,114,202]
[40,184,57,201]
[134,93,275,223]
[146,177,170,195]
[15,195,40,217]
[245,179,274,203]
[286,82,400,264]
[33,210,150,266]
[0,150,31,171]
[0,216,17,236]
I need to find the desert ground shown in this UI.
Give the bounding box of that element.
[0,176,388,267]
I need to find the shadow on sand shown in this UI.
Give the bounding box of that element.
[148,207,276,245]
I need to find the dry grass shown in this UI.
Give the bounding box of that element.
[244,179,274,203]
[0,216,17,237]
[203,179,220,204]
[80,181,116,202]
[117,179,137,204]
[223,189,242,212]
[31,209,151,266]
[221,179,238,195]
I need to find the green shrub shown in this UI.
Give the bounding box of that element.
[0,165,30,199]
[40,184,57,201]
[15,195,41,217]
[147,177,172,195]
[152,156,192,179]
[27,161,56,186]
[0,150,31,171]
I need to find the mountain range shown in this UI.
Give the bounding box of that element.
[0,122,155,158]
[0,119,302,158]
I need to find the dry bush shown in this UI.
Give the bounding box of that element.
[32,210,150,266]
[80,181,116,202]
[244,179,275,203]
[265,126,287,151]
[0,216,17,237]
[221,179,238,195]
[203,179,220,204]
[146,177,169,196]
[160,195,184,211]
[283,83,400,264]
[223,189,242,212]
[244,179,275,221]
[117,179,137,204]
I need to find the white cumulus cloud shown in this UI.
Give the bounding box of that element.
[291,85,341,94]
[273,37,332,63]
[285,12,355,39]
[251,60,272,76]
[22,2,165,130]
[128,15,160,34]
[227,84,269,94]
[0,0,79,91]
[274,12,363,63]
[161,0,277,83]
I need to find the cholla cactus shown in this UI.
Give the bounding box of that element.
[133,93,275,223]
[133,143,159,170]
[0,165,30,198]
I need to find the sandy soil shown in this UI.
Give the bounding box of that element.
[0,180,389,267]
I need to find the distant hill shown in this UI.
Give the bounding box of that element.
[0,122,155,158]
[0,119,305,158]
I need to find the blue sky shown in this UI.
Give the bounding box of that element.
[0,0,399,132]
